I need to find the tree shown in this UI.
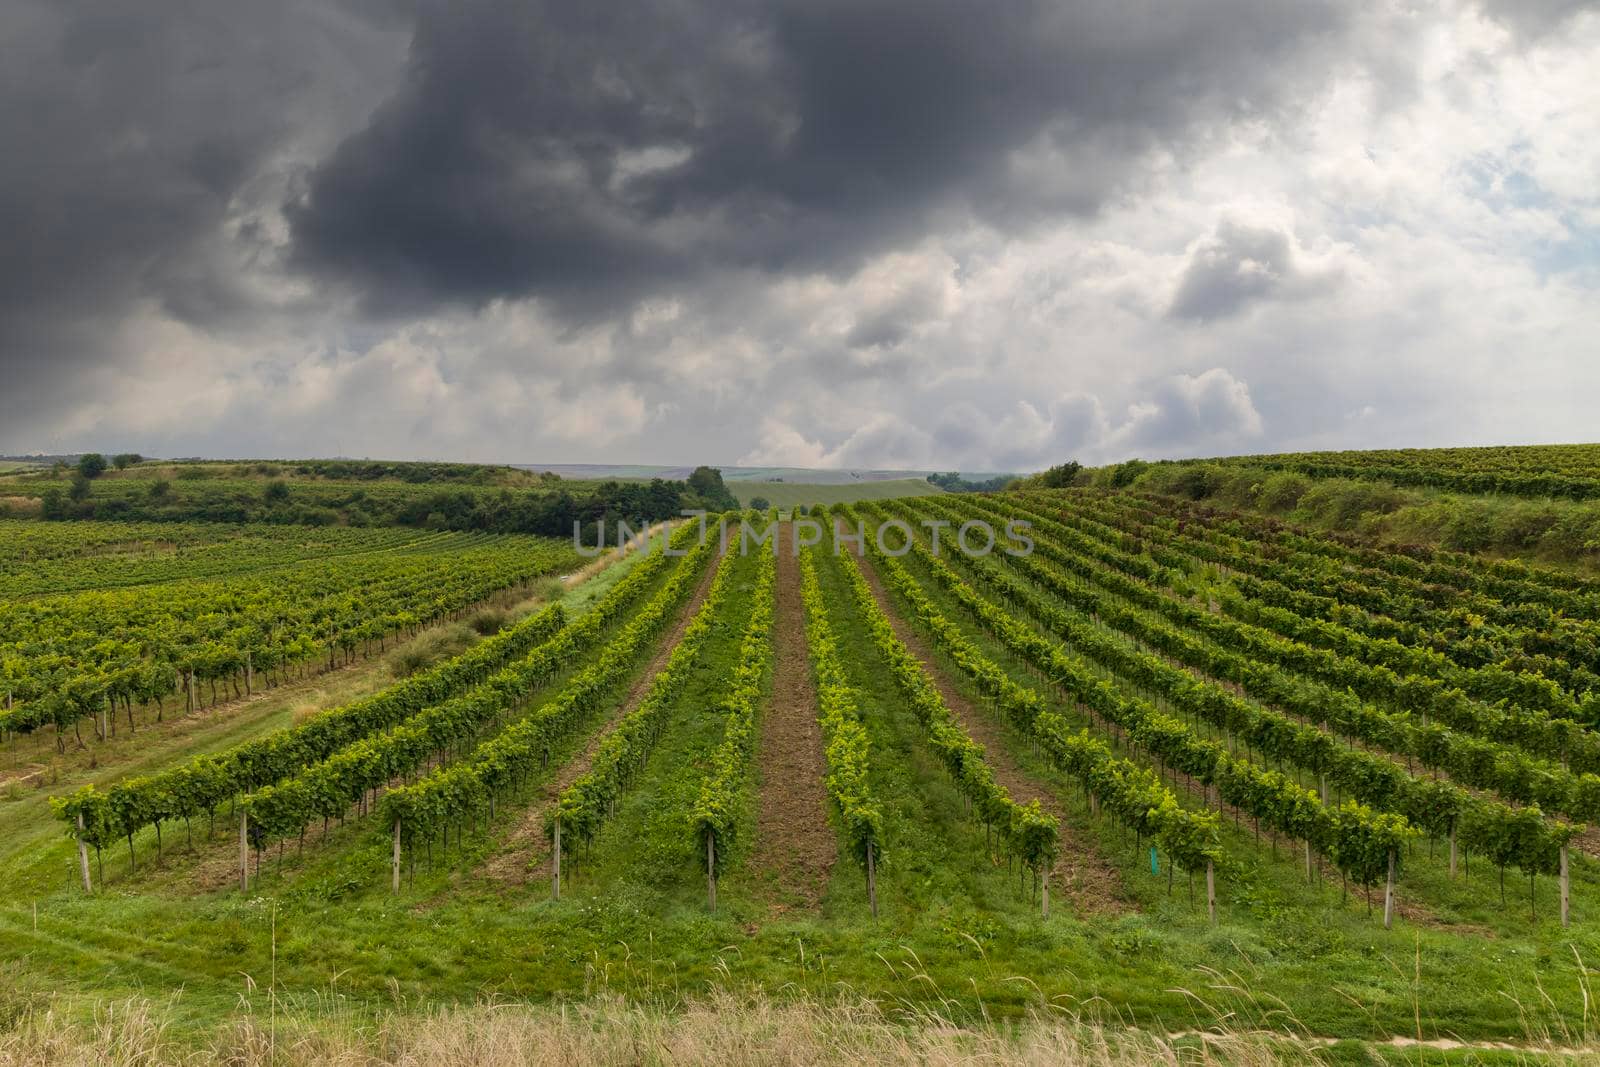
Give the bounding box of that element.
[112,453,143,470]
[1109,459,1149,489]
[40,488,66,519]
[749,497,771,512]
[68,474,92,502]
[1039,461,1083,489]
[686,466,739,511]
[76,453,107,479]
[147,479,172,502]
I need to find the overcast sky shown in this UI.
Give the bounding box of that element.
[2,0,1596,471]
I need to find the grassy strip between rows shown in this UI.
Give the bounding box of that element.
[798,540,882,876]
[827,505,1059,895]
[844,503,1224,883]
[690,545,777,874]
[547,531,745,856]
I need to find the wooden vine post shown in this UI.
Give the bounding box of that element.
[391,820,402,894]
[707,832,717,912]
[245,652,253,697]
[1206,860,1216,924]
[239,810,249,893]
[1448,823,1457,879]
[867,840,878,918]
[1382,849,1396,930]
[1041,867,1049,918]
[1555,844,1568,927]
[552,816,562,901]
[76,813,92,894]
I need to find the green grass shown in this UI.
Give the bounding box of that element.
[730,478,945,508]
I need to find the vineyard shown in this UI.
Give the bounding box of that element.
[4,487,1600,1054]
[0,525,580,752]
[1174,442,1600,501]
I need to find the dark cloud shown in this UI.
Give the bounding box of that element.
[1168,220,1343,322]
[289,0,1351,319]
[0,0,406,412]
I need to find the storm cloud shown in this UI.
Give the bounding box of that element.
[287,0,1351,318]
[2,0,1597,468]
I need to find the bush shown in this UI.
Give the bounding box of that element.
[1256,472,1312,513]
[1489,501,1561,550]
[1038,461,1083,489]
[469,609,507,636]
[1441,507,1497,551]
[1108,459,1150,489]
[1298,479,1408,529]
[75,453,107,479]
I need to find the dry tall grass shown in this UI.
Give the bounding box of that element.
[0,992,1325,1067]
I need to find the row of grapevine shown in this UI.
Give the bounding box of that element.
[943,496,1600,822]
[55,601,567,867]
[379,522,726,883]
[55,523,693,869]
[971,494,1600,772]
[827,507,1061,907]
[1106,490,1600,700]
[548,532,749,871]
[1072,490,1600,680]
[0,519,452,597]
[847,503,1225,915]
[1201,453,1600,501]
[242,529,721,853]
[1118,488,1600,617]
[1070,490,1600,704]
[902,497,1578,894]
[690,545,777,903]
[797,538,883,908]
[3,534,580,745]
[888,499,1418,911]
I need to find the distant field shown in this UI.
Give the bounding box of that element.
[729,477,945,507]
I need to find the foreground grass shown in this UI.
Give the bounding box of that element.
[5,988,1587,1066]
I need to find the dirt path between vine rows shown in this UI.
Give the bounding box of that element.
[848,545,1128,915]
[751,527,837,911]
[476,549,726,889]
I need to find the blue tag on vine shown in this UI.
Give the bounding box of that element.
[1149,847,1159,875]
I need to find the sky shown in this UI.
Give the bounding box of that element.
[1,0,1596,473]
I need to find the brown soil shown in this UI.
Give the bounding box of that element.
[849,546,1128,916]
[476,549,727,888]
[750,526,837,910]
